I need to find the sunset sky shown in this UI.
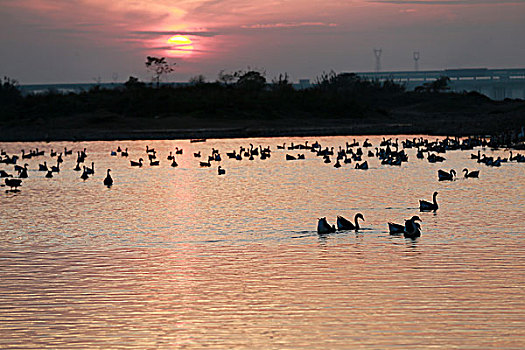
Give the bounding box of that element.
[1,0,524,84]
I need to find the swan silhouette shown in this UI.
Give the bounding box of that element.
[103,169,113,187]
[130,158,143,167]
[218,166,226,175]
[317,217,336,234]
[419,191,438,211]
[337,213,365,231]
[463,168,479,178]
[388,216,422,238]
[438,169,456,181]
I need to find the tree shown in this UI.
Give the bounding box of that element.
[416,76,451,93]
[235,70,266,91]
[145,56,175,88]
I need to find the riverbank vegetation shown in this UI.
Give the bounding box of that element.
[1,69,524,142]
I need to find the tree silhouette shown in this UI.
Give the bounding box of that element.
[145,56,175,88]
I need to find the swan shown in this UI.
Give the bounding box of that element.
[337,213,365,231]
[85,162,95,175]
[200,160,211,167]
[73,162,81,171]
[463,168,479,178]
[419,191,438,211]
[286,154,296,161]
[130,158,143,167]
[103,169,113,187]
[80,167,89,180]
[317,217,336,234]
[438,169,456,181]
[121,148,128,157]
[334,160,341,168]
[39,162,48,171]
[194,151,201,158]
[0,170,12,178]
[355,161,368,169]
[5,178,22,191]
[171,159,178,167]
[150,159,160,166]
[167,152,174,160]
[404,216,422,239]
[388,222,405,235]
[218,166,226,175]
[45,170,53,178]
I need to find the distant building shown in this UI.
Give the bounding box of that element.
[355,68,525,100]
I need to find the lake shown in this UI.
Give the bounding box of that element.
[1,135,524,349]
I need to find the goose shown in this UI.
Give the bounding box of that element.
[438,169,456,181]
[19,166,28,178]
[337,213,365,231]
[419,191,438,211]
[355,161,368,170]
[0,170,12,178]
[50,162,60,173]
[404,216,422,239]
[317,217,336,234]
[5,178,22,191]
[85,162,95,175]
[80,167,89,180]
[39,162,48,171]
[218,166,226,175]
[103,169,113,187]
[463,168,479,178]
[388,222,405,235]
[130,158,143,167]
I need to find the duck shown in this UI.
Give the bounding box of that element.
[218,166,226,175]
[463,168,479,178]
[419,191,439,211]
[317,217,336,234]
[438,169,456,181]
[337,213,365,231]
[130,158,143,167]
[103,169,113,187]
[404,216,422,239]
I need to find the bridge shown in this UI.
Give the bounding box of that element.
[355,68,525,100]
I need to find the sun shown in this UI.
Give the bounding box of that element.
[168,35,192,45]
[167,35,194,56]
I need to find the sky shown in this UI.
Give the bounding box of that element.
[1,0,524,84]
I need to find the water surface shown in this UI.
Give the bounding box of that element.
[1,136,524,349]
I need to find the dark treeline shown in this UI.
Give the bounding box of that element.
[0,71,479,120]
[1,70,524,142]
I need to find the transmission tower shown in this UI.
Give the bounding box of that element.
[413,51,420,72]
[374,48,382,72]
